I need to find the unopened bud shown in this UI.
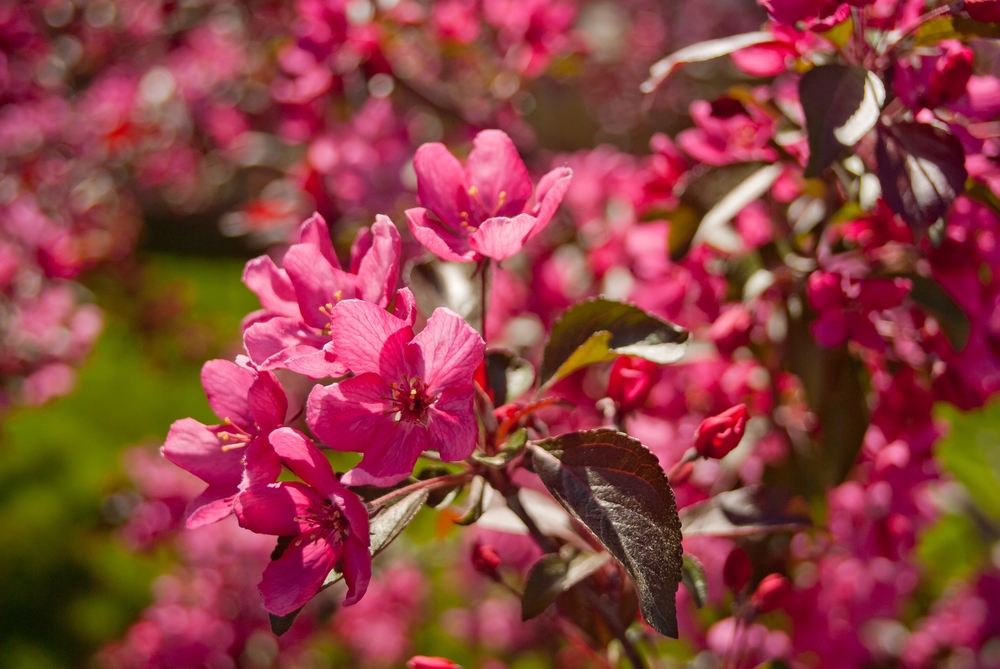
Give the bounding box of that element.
[750,573,790,613]
[723,547,752,595]
[407,656,462,669]
[607,356,659,414]
[966,0,1000,23]
[695,404,749,459]
[471,543,502,580]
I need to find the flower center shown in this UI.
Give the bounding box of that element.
[386,376,437,425]
[297,501,349,546]
[218,418,256,452]
[459,186,507,230]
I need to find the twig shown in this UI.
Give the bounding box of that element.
[366,472,475,511]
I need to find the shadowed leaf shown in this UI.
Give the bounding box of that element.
[680,486,812,537]
[485,349,535,405]
[522,551,612,620]
[530,430,683,637]
[876,121,967,231]
[800,64,885,177]
[681,555,708,608]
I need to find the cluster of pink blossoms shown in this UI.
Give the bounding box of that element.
[84,0,1000,667]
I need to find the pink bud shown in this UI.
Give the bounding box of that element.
[750,573,790,613]
[707,306,753,358]
[966,0,1000,23]
[408,657,462,669]
[926,44,973,108]
[695,404,749,459]
[723,547,752,594]
[607,357,659,413]
[471,543,502,580]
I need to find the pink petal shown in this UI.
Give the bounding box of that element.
[340,421,428,487]
[411,307,484,394]
[201,359,254,427]
[391,287,418,327]
[269,427,341,497]
[413,142,469,227]
[283,244,357,330]
[464,129,533,217]
[529,166,573,237]
[248,371,288,431]
[243,317,329,372]
[340,535,373,605]
[242,256,299,318]
[235,481,320,536]
[355,215,401,306]
[259,536,340,616]
[349,224,372,274]
[185,490,237,528]
[307,373,393,452]
[244,434,282,487]
[426,388,477,462]
[405,208,476,263]
[297,212,340,269]
[285,346,348,379]
[329,299,412,377]
[469,213,538,261]
[161,418,243,487]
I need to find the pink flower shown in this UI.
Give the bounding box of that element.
[234,427,371,616]
[307,300,485,486]
[607,357,659,414]
[677,98,778,167]
[243,212,405,378]
[405,129,572,262]
[695,404,749,459]
[161,359,284,528]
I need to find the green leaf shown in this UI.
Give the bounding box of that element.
[474,428,529,467]
[907,274,970,352]
[681,555,708,609]
[522,551,612,620]
[269,488,430,636]
[642,31,775,93]
[679,486,812,537]
[485,349,536,405]
[530,430,684,638]
[540,299,688,388]
[800,64,885,177]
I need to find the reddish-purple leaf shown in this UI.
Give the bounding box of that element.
[876,121,968,232]
[529,430,683,638]
[679,486,812,537]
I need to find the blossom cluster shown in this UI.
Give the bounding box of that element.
[70,0,1000,667]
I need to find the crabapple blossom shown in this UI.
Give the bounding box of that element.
[234,428,371,615]
[405,129,572,262]
[308,299,484,486]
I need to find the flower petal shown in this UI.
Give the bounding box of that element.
[339,420,428,487]
[243,317,328,372]
[161,418,242,487]
[269,427,340,496]
[468,213,537,261]
[405,208,476,263]
[391,287,418,327]
[244,434,282,487]
[259,536,340,616]
[411,307,484,394]
[283,243,357,330]
[285,345,347,379]
[413,141,469,227]
[465,129,533,217]
[185,490,237,528]
[329,299,412,377]
[242,255,299,318]
[529,166,573,237]
[201,359,254,427]
[235,481,321,536]
[307,373,393,453]
[297,212,340,269]
[355,215,401,307]
[340,535,373,606]
[426,387,477,462]
[248,371,288,431]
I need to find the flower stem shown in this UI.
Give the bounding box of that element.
[366,472,475,511]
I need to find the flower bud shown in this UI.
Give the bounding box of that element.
[408,656,462,669]
[471,543,502,580]
[723,547,752,594]
[966,0,1000,23]
[607,357,659,414]
[750,573,790,613]
[695,404,749,459]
